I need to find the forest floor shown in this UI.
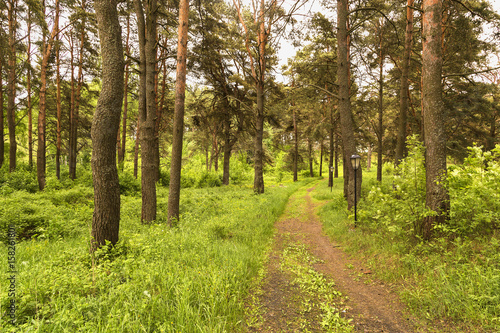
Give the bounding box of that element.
[244,182,425,333]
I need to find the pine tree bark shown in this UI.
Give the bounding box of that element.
[27,10,33,167]
[421,0,449,240]
[37,0,59,190]
[91,0,124,252]
[120,11,131,167]
[337,0,361,210]
[135,0,158,223]
[254,82,265,193]
[377,22,384,182]
[69,1,85,180]
[56,3,62,179]
[395,0,414,166]
[7,0,17,172]
[167,0,189,226]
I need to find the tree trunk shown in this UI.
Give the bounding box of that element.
[56,10,62,179]
[319,141,323,177]
[308,138,313,177]
[367,144,372,171]
[7,0,17,172]
[119,13,131,167]
[222,108,232,185]
[377,23,384,182]
[69,34,76,178]
[253,83,265,193]
[27,10,32,168]
[334,133,339,178]
[69,1,85,180]
[337,0,361,210]
[328,113,334,187]
[395,0,414,166]
[135,0,158,224]
[134,118,140,179]
[293,103,298,182]
[38,0,59,190]
[167,0,189,226]
[421,0,449,240]
[222,138,231,185]
[91,0,124,252]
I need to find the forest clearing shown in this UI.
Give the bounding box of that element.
[2,0,500,331]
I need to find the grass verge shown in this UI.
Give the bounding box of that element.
[314,171,500,333]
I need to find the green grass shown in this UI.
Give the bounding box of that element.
[314,169,500,332]
[0,178,315,332]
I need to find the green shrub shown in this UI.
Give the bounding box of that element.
[119,171,141,196]
[196,171,222,188]
[445,145,500,236]
[0,164,38,193]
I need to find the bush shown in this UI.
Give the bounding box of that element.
[359,135,430,239]
[445,145,500,236]
[196,171,222,188]
[0,164,38,193]
[119,171,141,196]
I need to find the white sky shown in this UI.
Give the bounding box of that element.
[275,0,500,83]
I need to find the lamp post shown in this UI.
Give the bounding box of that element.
[350,154,361,226]
[329,166,334,192]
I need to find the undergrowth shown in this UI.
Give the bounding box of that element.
[0,169,314,332]
[314,139,500,332]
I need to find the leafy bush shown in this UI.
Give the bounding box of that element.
[445,145,500,236]
[0,164,38,194]
[359,138,500,240]
[119,171,141,196]
[359,135,430,239]
[196,170,222,188]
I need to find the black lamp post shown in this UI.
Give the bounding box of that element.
[350,154,361,226]
[329,166,334,192]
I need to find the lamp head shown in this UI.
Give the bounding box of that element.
[350,154,361,170]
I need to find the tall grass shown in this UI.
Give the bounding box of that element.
[314,144,500,332]
[0,174,314,332]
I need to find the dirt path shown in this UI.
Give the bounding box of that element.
[245,182,422,332]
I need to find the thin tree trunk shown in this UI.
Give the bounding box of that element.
[319,141,323,177]
[367,144,372,171]
[254,83,265,193]
[167,0,189,226]
[7,0,17,172]
[134,118,140,179]
[69,34,76,177]
[421,0,449,240]
[91,0,124,252]
[395,0,414,166]
[293,101,298,182]
[222,106,232,185]
[377,22,384,182]
[337,0,361,209]
[37,0,59,190]
[328,113,334,187]
[69,1,85,180]
[334,133,339,178]
[56,9,62,179]
[119,13,131,167]
[135,0,158,223]
[27,10,32,167]
[308,138,313,177]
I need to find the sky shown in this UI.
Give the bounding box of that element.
[275,0,500,83]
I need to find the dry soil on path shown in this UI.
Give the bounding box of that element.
[245,182,424,333]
